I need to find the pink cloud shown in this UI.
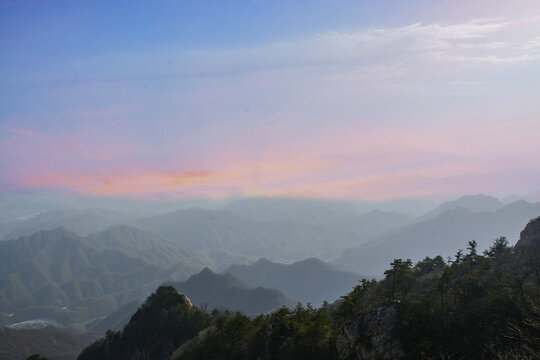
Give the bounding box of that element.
[2,115,539,200]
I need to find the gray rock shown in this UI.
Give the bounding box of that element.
[336,304,404,360]
[516,217,540,248]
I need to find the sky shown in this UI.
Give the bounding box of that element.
[1,0,540,201]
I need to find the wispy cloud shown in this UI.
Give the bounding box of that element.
[20,17,538,85]
[2,17,539,199]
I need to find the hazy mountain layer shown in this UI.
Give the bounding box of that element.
[335,201,540,275]
[88,299,142,333]
[224,198,412,237]
[168,268,294,314]
[135,208,363,261]
[416,194,505,221]
[90,267,295,333]
[85,225,209,275]
[0,326,100,360]
[223,198,361,227]
[0,228,208,327]
[225,257,361,305]
[1,208,133,241]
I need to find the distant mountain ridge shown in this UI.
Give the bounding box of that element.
[167,267,294,314]
[134,207,361,261]
[0,227,209,327]
[85,225,209,276]
[225,257,361,305]
[224,197,412,238]
[223,198,361,227]
[90,266,295,333]
[352,210,412,237]
[1,208,133,241]
[335,200,540,275]
[417,194,504,221]
[89,299,143,333]
[3,193,535,330]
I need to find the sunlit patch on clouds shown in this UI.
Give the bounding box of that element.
[1,16,539,200]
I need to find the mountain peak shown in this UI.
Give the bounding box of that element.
[418,194,503,221]
[168,268,291,314]
[199,267,215,276]
[141,285,193,309]
[78,286,208,360]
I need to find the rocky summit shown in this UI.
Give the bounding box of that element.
[516,216,540,247]
[78,286,210,360]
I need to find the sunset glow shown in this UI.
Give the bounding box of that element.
[1,1,539,200]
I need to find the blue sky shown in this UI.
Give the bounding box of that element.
[1,1,539,200]
[1,1,420,55]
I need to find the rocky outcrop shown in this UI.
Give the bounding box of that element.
[516,217,540,248]
[77,286,209,360]
[336,304,404,360]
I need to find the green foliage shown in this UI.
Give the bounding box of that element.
[414,256,446,276]
[484,236,509,258]
[335,278,377,320]
[177,304,337,360]
[384,258,413,301]
[331,237,539,359]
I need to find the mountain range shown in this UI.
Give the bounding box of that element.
[224,198,413,238]
[0,208,133,241]
[75,216,540,360]
[2,194,539,333]
[85,225,209,274]
[415,194,505,221]
[89,266,296,333]
[225,257,361,305]
[0,226,296,329]
[335,200,540,275]
[134,207,360,261]
[0,227,210,327]
[167,268,294,314]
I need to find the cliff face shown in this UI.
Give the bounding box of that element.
[516,217,540,248]
[78,286,210,360]
[336,304,404,360]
